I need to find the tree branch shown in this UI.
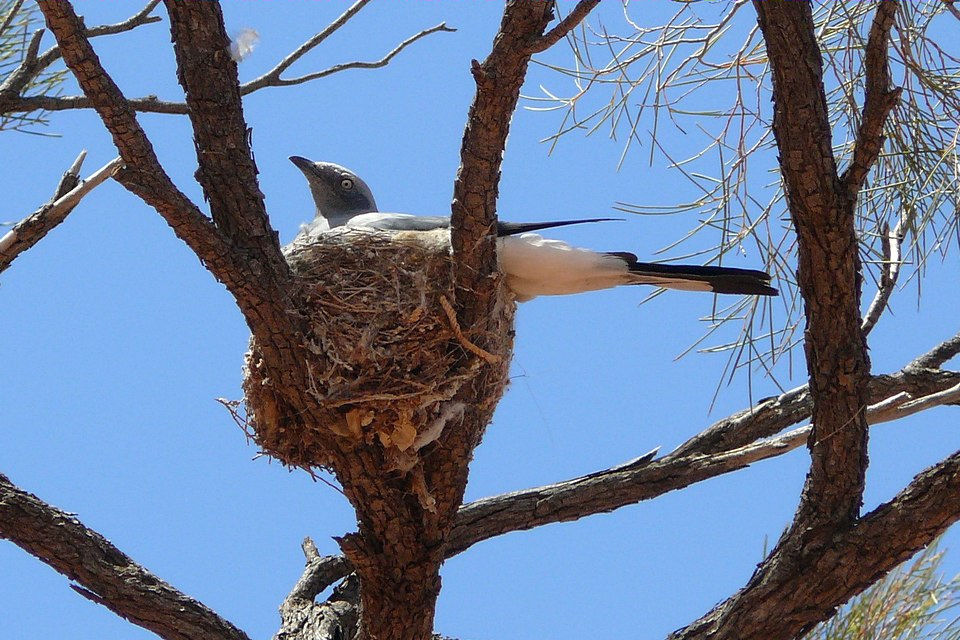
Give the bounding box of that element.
[759,0,873,528]
[259,23,456,89]
[0,27,45,98]
[672,331,960,459]
[34,1,238,277]
[667,2,903,637]
[283,539,353,604]
[450,0,602,333]
[0,153,121,274]
[908,330,960,370]
[0,472,251,640]
[162,1,286,270]
[241,0,373,93]
[34,0,304,343]
[446,366,960,558]
[841,0,902,196]
[527,0,600,54]
[33,0,162,71]
[6,93,190,115]
[281,354,960,593]
[0,2,162,116]
[3,0,450,119]
[945,0,960,22]
[242,0,454,94]
[670,449,960,640]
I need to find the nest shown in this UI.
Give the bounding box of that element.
[242,228,515,472]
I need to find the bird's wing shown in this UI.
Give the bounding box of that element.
[499,234,777,301]
[343,213,619,236]
[345,213,451,231]
[496,218,620,236]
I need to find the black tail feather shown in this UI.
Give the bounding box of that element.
[615,257,778,296]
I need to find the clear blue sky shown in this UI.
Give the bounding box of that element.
[2,2,958,639]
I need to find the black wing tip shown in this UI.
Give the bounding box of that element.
[497,218,623,236]
[710,282,779,296]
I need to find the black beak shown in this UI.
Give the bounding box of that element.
[289,156,314,173]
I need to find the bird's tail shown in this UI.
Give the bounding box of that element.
[609,253,778,296]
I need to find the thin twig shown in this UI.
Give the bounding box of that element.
[5,6,452,118]
[241,0,373,93]
[439,295,501,364]
[861,216,906,335]
[252,23,456,90]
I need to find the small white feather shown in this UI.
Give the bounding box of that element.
[230,28,259,62]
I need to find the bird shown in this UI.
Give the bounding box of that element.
[289,157,778,302]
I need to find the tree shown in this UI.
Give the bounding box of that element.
[1,1,959,639]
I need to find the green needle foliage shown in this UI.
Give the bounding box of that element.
[530,1,959,393]
[0,0,67,133]
[805,542,960,640]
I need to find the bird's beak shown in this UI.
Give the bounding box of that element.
[289,155,314,175]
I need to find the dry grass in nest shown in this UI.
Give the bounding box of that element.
[243,229,515,472]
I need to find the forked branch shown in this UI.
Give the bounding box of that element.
[668,2,902,637]
[841,0,902,196]
[527,0,600,54]
[3,0,451,118]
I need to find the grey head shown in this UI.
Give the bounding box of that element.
[290,156,378,226]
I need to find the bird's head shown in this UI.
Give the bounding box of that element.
[290,156,378,223]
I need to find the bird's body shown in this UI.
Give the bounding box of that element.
[290,157,778,301]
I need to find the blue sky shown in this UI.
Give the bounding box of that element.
[2,2,958,639]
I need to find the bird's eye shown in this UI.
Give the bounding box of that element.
[340,178,354,190]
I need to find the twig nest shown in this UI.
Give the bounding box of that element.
[242,228,515,472]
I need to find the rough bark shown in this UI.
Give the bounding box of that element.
[758,0,873,530]
[668,2,901,638]
[450,0,556,333]
[670,448,960,640]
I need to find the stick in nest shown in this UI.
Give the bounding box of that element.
[439,295,501,365]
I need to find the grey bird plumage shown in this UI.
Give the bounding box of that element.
[289,156,778,301]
